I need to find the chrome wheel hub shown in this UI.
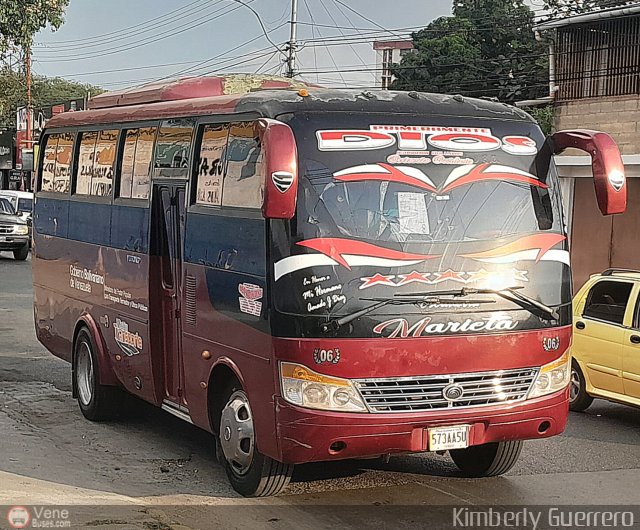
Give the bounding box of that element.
[219,390,255,476]
[76,341,94,406]
[569,368,580,402]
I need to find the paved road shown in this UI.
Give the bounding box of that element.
[1,252,639,528]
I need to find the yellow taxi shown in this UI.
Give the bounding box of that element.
[571,268,640,411]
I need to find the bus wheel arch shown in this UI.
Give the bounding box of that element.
[207,360,293,497]
[72,315,118,397]
[72,324,122,421]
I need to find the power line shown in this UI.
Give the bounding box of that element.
[33,0,213,46]
[34,2,256,62]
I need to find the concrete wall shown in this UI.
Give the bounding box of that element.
[555,95,640,154]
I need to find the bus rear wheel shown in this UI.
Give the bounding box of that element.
[218,386,293,497]
[450,440,523,477]
[74,327,121,421]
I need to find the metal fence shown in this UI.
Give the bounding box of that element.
[557,15,640,101]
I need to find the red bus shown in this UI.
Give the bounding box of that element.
[32,75,627,497]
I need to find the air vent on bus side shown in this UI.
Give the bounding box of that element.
[185,276,197,326]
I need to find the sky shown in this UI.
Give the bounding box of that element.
[32,0,453,91]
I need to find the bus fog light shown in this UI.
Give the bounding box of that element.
[529,351,570,399]
[280,362,367,412]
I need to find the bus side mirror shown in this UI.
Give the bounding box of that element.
[551,129,626,215]
[258,119,298,219]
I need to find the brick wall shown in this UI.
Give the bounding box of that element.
[555,95,640,155]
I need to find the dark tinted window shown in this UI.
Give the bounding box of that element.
[583,280,633,325]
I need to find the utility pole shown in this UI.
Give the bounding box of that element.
[285,0,298,78]
[25,46,32,146]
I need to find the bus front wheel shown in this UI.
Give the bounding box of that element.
[450,440,523,477]
[74,327,121,421]
[218,385,293,497]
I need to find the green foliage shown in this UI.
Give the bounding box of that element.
[526,105,555,136]
[0,0,69,51]
[390,0,549,103]
[0,69,102,127]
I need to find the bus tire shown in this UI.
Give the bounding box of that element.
[218,384,293,497]
[569,359,593,412]
[13,244,29,261]
[450,440,523,477]
[74,327,121,421]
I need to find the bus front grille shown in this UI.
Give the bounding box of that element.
[355,368,539,413]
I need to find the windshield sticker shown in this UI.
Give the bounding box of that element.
[114,318,143,356]
[359,269,529,290]
[397,192,430,235]
[303,279,346,313]
[462,234,569,265]
[274,238,439,281]
[334,163,546,194]
[373,315,519,338]
[317,126,538,156]
[238,283,263,317]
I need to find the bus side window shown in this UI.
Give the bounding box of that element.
[76,131,98,195]
[119,127,155,200]
[195,123,230,206]
[40,134,59,192]
[53,132,75,194]
[154,119,194,178]
[92,130,118,197]
[221,122,264,209]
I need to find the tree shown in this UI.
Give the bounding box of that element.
[390,0,549,104]
[0,69,102,127]
[0,0,69,52]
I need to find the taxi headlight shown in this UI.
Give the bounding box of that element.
[528,351,571,399]
[14,225,29,235]
[280,362,367,412]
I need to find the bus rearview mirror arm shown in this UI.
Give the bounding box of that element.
[551,129,627,216]
[258,119,299,220]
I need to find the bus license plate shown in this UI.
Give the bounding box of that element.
[428,425,470,451]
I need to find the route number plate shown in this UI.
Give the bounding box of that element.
[428,425,470,451]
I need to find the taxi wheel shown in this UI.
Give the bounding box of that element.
[74,327,122,421]
[217,384,293,497]
[450,440,523,477]
[569,360,593,412]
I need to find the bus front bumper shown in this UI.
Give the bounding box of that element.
[274,388,568,464]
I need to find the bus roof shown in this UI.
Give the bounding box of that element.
[45,74,535,130]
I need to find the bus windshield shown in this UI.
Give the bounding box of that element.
[290,114,562,246]
[272,112,569,326]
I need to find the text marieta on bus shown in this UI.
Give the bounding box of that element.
[31,74,627,497]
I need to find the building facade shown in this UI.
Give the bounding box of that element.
[372,40,414,89]
[536,6,640,289]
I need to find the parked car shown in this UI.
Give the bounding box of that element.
[570,268,640,411]
[0,197,30,260]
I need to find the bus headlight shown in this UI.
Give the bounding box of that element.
[280,362,367,412]
[14,225,29,235]
[528,351,571,399]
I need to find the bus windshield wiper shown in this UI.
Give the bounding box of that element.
[320,296,493,333]
[397,286,559,321]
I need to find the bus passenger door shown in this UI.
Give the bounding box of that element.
[152,183,186,405]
